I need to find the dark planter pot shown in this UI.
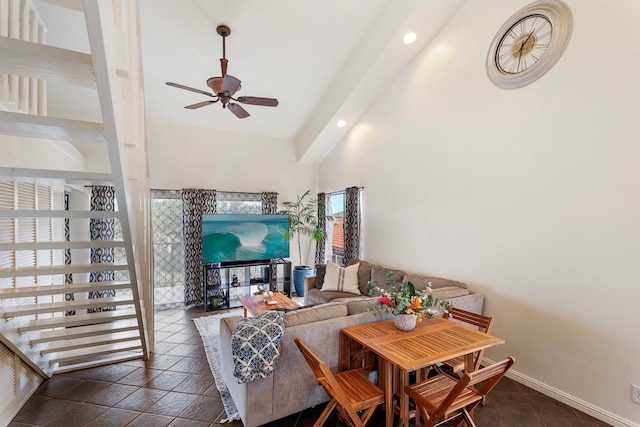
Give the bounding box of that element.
[293,266,314,297]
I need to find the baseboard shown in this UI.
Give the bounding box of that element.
[483,357,639,427]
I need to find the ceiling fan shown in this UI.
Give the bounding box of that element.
[166,25,278,119]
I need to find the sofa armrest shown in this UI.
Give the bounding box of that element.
[304,275,316,291]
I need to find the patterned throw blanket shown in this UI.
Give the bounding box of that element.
[231,310,286,383]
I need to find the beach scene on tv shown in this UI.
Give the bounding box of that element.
[201,214,290,263]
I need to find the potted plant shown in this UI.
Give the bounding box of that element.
[367,272,453,331]
[279,190,332,296]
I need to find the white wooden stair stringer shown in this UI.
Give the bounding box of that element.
[0,0,152,395]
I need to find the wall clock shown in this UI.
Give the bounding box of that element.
[486,0,573,89]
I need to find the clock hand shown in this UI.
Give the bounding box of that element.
[517,32,535,71]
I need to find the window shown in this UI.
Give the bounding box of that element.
[324,189,364,265]
[0,180,65,317]
[328,192,345,265]
[150,190,185,309]
[150,190,267,309]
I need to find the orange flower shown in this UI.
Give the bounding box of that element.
[408,297,421,311]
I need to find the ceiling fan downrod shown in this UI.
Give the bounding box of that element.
[217,25,230,77]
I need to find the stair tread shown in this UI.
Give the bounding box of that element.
[0,240,125,251]
[0,262,129,278]
[16,309,138,332]
[0,111,105,144]
[0,281,132,298]
[0,210,120,218]
[42,330,142,353]
[48,340,143,363]
[53,353,143,374]
[31,319,140,344]
[0,167,112,183]
[4,296,134,316]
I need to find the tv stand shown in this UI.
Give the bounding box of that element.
[201,259,292,312]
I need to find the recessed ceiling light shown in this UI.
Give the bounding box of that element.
[336,120,347,128]
[403,32,417,45]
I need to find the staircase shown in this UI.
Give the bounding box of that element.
[0,0,151,421]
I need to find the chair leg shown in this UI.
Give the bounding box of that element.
[314,399,338,427]
[461,407,477,427]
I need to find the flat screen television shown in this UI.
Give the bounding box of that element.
[201,214,290,264]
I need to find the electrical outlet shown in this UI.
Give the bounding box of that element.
[632,385,640,405]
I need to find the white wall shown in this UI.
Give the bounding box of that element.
[148,119,315,196]
[319,0,640,424]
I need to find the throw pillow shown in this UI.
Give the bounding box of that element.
[320,262,361,295]
[347,259,373,295]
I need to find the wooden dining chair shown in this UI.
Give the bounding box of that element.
[405,357,515,427]
[294,337,385,427]
[442,307,495,374]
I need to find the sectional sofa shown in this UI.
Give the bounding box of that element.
[217,260,484,427]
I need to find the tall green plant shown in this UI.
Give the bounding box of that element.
[278,190,332,268]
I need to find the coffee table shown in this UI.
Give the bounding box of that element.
[237,292,299,317]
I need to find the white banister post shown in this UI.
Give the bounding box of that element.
[0,0,8,101]
[37,21,46,116]
[7,0,18,105]
[28,8,37,114]
[18,0,29,112]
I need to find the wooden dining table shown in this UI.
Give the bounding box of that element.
[340,315,504,427]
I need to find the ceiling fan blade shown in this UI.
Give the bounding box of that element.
[184,100,218,109]
[221,75,242,95]
[166,82,214,97]
[227,102,250,119]
[237,96,279,107]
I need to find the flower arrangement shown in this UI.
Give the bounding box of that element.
[367,272,453,319]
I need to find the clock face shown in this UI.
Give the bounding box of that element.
[486,1,572,89]
[495,14,552,75]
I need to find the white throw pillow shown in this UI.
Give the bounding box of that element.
[320,262,361,295]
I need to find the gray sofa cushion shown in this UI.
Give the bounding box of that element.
[369,265,406,291]
[345,297,379,315]
[403,273,468,291]
[283,301,348,328]
[430,286,469,299]
[306,288,357,305]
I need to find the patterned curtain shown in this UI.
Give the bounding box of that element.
[182,189,217,306]
[315,192,326,264]
[64,192,75,316]
[261,192,278,214]
[88,186,116,312]
[343,186,361,264]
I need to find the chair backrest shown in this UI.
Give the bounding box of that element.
[466,356,515,396]
[294,337,356,413]
[449,307,494,333]
[449,307,494,372]
[430,357,515,424]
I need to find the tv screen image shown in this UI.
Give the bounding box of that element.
[201,214,290,264]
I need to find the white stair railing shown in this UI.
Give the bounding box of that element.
[0,0,47,115]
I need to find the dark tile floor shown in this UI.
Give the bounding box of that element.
[10,306,611,427]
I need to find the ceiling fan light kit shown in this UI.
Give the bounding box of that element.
[166,24,278,118]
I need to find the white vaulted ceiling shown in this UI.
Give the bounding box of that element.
[34,0,466,163]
